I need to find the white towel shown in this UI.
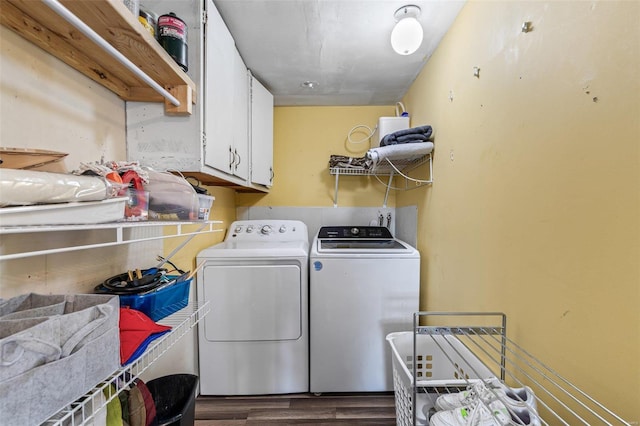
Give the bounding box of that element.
[366,142,434,169]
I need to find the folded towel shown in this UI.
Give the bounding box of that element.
[380,125,433,146]
[367,142,434,169]
[329,155,370,170]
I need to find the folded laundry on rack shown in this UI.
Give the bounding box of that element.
[367,142,434,169]
[119,307,172,365]
[328,154,370,170]
[380,125,433,146]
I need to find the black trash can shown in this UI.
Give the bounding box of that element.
[147,374,199,426]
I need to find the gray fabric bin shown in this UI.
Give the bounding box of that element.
[0,293,120,425]
[0,326,120,425]
[0,292,116,320]
[0,294,119,382]
[0,293,67,320]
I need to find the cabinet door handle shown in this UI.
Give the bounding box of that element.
[234,149,241,171]
[228,146,234,170]
[270,167,274,183]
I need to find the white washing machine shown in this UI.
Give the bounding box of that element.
[196,220,309,395]
[310,226,420,393]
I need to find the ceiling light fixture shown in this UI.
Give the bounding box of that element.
[390,5,423,56]
[301,81,319,89]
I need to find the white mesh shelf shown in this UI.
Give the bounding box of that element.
[0,220,222,261]
[42,301,210,426]
[329,154,432,207]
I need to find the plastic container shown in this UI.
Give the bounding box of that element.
[148,192,214,221]
[386,332,497,426]
[197,194,214,220]
[118,277,191,322]
[376,116,410,146]
[147,374,199,426]
[124,189,149,221]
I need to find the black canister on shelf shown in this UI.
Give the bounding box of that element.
[158,12,188,72]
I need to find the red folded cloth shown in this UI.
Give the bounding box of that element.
[119,307,171,365]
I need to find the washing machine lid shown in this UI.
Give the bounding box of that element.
[318,239,406,250]
[314,226,416,255]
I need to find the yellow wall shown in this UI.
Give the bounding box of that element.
[399,0,639,420]
[165,186,236,269]
[237,106,399,207]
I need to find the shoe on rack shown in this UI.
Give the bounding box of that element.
[429,399,541,426]
[434,378,537,414]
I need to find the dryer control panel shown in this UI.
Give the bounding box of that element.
[226,220,308,242]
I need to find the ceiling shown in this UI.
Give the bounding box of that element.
[212,0,465,106]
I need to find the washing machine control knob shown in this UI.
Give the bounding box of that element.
[246,225,254,233]
[260,225,273,235]
[279,225,287,233]
[234,226,243,233]
[350,227,360,236]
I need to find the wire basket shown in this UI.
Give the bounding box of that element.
[386,332,496,426]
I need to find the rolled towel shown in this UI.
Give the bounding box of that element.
[381,125,433,146]
[0,168,110,207]
[366,142,434,169]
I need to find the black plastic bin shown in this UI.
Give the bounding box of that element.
[147,374,199,426]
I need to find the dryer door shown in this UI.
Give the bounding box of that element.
[202,262,302,342]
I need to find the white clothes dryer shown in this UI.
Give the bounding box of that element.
[196,220,309,395]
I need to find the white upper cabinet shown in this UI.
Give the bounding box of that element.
[204,2,248,181]
[250,76,274,187]
[125,0,272,191]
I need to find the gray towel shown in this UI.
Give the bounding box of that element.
[380,125,433,146]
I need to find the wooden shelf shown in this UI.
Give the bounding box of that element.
[1,0,196,115]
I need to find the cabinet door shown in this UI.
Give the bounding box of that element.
[230,50,249,180]
[250,76,274,187]
[204,0,235,175]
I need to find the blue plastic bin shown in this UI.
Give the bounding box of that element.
[119,277,191,322]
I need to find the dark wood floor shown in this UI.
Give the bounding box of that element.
[195,393,397,425]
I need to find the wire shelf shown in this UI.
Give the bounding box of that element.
[329,154,430,176]
[42,301,210,426]
[329,154,432,207]
[0,221,223,261]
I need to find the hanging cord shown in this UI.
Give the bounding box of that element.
[156,255,186,275]
[346,124,377,150]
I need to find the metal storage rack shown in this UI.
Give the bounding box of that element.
[389,312,632,426]
[329,153,432,207]
[1,221,221,424]
[42,301,210,426]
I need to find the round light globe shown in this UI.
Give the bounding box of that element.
[390,17,423,55]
